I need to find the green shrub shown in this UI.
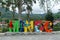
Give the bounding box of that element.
[53,23,60,31]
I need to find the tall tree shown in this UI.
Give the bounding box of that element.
[39,0,60,13]
[11,0,36,20]
[45,10,54,22]
[39,0,55,28]
[0,0,36,20]
[45,10,54,28]
[26,5,32,20]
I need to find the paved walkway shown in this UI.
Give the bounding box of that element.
[0,34,60,40]
[0,31,60,40]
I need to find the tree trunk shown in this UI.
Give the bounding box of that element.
[27,10,30,21]
[17,0,22,20]
[12,9,15,20]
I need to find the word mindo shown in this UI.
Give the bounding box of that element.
[9,20,53,32]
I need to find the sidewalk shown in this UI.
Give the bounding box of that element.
[0,31,60,36]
